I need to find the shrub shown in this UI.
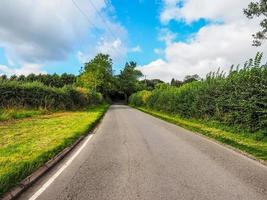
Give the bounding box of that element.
[0,81,103,110]
[129,90,152,107]
[129,53,267,133]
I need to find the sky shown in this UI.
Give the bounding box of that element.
[0,0,266,82]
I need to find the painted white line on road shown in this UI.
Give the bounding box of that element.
[28,134,95,200]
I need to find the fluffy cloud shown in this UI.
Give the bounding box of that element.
[77,38,128,64]
[158,28,177,45]
[160,0,252,24]
[0,0,127,75]
[140,0,267,82]
[0,63,45,76]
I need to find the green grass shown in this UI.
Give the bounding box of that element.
[0,104,109,196]
[135,106,267,161]
[0,109,50,121]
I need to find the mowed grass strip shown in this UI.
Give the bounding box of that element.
[0,109,49,121]
[136,107,267,161]
[0,104,109,195]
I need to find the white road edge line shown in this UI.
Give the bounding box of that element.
[28,134,94,200]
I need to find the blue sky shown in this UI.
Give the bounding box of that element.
[0,0,266,81]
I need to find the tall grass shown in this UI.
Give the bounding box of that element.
[130,53,267,134]
[0,81,103,110]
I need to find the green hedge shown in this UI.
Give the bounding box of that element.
[0,81,103,110]
[130,54,267,133]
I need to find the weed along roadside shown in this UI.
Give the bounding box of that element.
[0,104,109,197]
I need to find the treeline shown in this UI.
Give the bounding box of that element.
[0,73,76,88]
[130,53,267,134]
[0,53,150,110]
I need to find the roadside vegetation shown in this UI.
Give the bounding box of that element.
[0,104,108,195]
[0,109,49,121]
[129,53,267,160]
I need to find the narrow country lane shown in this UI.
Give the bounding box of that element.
[18,105,267,200]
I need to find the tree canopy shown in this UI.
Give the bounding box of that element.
[117,61,143,102]
[244,0,267,46]
[77,53,113,97]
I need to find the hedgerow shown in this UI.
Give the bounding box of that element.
[129,53,267,133]
[0,81,103,110]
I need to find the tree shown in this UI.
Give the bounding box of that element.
[0,74,7,81]
[118,62,143,102]
[183,74,201,84]
[26,73,37,82]
[9,75,17,81]
[171,78,183,87]
[141,79,164,90]
[244,0,267,46]
[17,75,26,82]
[78,54,113,97]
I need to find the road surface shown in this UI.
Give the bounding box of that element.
[18,105,267,200]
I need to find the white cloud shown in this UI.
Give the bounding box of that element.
[0,63,45,76]
[158,28,177,45]
[129,45,142,53]
[160,0,252,24]
[140,0,267,82]
[0,0,127,75]
[77,37,128,64]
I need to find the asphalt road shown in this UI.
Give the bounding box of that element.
[18,105,267,200]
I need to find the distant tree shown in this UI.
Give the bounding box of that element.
[142,79,164,90]
[118,61,143,102]
[0,74,7,81]
[170,78,183,87]
[5,73,77,88]
[155,83,170,89]
[183,74,201,84]
[26,73,37,82]
[9,75,17,81]
[244,0,267,46]
[78,53,113,97]
[17,75,26,82]
[61,73,76,86]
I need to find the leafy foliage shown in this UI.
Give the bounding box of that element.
[77,53,113,97]
[244,0,267,46]
[1,73,76,88]
[117,61,143,102]
[0,81,103,110]
[141,79,164,90]
[130,53,267,133]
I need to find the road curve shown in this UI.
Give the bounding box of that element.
[18,105,267,200]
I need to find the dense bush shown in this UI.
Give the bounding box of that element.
[0,81,103,110]
[129,90,152,107]
[130,53,267,133]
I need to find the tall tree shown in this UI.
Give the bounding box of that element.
[118,62,143,102]
[78,53,113,97]
[244,0,267,46]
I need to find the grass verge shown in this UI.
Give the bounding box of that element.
[135,106,267,161]
[0,104,109,196]
[0,109,49,121]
